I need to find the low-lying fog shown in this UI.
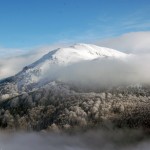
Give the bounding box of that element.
[41,55,150,88]
[0,129,150,150]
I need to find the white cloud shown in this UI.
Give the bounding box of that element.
[0,47,25,58]
[40,54,150,89]
[97,31,150,53]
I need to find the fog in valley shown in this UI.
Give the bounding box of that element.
[0,129,150,150]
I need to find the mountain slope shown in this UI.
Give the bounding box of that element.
[0,43,128,100]
[1,44,150,132]
[16,43,128,84]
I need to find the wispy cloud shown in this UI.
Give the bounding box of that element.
[0,47,25,58]
[82,8,150,41]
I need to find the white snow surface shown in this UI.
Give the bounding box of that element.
[49,43,126,63]
[30,43,127,67]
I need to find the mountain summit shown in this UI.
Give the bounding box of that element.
[16,43,127,85]
[29,43,127,67]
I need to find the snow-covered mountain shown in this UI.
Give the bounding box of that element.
[0,44,150,132]
[0,43,128,99]
[18,43,127,79]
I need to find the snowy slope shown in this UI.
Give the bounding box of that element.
[29,43,127,67]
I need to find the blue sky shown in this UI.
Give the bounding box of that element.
[0,0,150,49]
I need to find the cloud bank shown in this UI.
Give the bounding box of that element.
[39,54,150,89]
[97,31,150,53]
